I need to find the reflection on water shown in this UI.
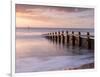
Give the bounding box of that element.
[16,28,94,73]
[16,37,69,58]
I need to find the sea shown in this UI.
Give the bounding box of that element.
[16,27,94,73]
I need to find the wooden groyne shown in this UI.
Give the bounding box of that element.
[44,31,94,50]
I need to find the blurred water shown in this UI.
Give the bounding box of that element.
[16,28,94,73]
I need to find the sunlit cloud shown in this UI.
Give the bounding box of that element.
[16,4,94,28]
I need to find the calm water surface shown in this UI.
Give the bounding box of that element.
[16,28,94,73]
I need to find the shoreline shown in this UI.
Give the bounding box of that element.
[64,62,94,70]
[77,62,94,69]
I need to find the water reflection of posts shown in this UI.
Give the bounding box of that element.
[72,31,75,46]
[87,32,91,49]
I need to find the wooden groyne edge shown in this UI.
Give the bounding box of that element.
[43,31,94,50]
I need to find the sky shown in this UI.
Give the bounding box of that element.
[16,4,94,28]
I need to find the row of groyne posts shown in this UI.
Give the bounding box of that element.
[44,31,94,50]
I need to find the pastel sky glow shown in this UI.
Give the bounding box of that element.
[16,4,94,28]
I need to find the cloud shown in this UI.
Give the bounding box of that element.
[16,4,94,28]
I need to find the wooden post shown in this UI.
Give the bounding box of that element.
[49,33,51,39]
[54,32,56,40]
[78,32,82,47]
[55,32,57,40]
[50,33,52,40]
[58,31,61,44]
[61,31,65,44]
[52,32,54,40]
[47,33,49,39]
[72,31,75,46]
[87,32,91,49]
[54,32,57,43]
[66,31,69,44]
